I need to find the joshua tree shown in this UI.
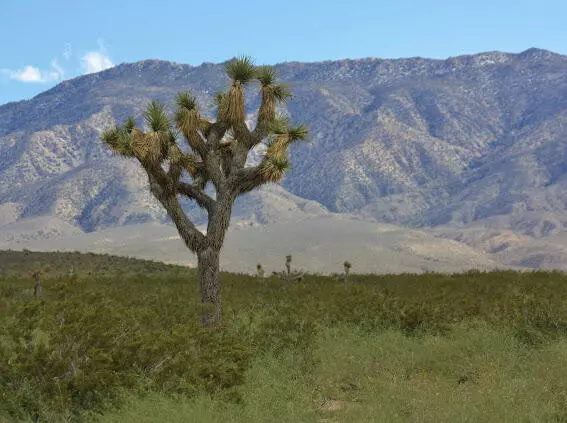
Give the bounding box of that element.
[101,56,308,328]
[285,254,292,280]
[256,263,265,280]
[343,261,352,290]
[272,254,304,283]
[32,270,42,298]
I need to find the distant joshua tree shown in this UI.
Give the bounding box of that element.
[256,263,265,279]
[272,254,304,283]
[343,261,352,290]
[32,270,42,298]
[285,254,292,278]
[102,56,309,328]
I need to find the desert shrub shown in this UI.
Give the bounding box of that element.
[2,252,567,420]
[0,274,250,421]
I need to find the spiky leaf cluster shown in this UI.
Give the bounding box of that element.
[255,67,293,125]
[221,57,256,127]
[263,116,309,165]
[214,91,228,122]
[225,56,256,84]
[258,154,290,182]
[256,66,277,86]
[226,81,245,126]
[101,117,137,157]
[175,91,198,112]
[124,116,136,133]
[174,91,209,152]
[269,117,309,141]
[143,100,170,133]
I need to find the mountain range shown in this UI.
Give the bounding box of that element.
[1,48,567,274]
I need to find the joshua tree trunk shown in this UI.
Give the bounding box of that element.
[198,247,222,328]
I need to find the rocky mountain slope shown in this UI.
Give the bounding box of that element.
[2,48,567,272]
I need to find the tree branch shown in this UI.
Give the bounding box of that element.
[204,121,229,151]
[228,165,266,196]
[201,122,229,191]
[230,141,250,174]
[143,162,206,252]
[189,134,207,161]
[220,143,234,178]
[250,121,272,149]
[177,181,215,213]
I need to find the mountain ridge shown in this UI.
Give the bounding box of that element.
[2,47,567,272]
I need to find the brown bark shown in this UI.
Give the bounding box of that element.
[145,166,206,252]
[198,247,222,328]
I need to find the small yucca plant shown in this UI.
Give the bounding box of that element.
[344,261,352,291]
[256,263,265,279]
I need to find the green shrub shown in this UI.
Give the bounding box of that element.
[2,251,567,420]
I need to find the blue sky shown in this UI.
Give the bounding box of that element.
[1,0,565,105]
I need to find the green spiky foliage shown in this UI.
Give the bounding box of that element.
[119,101,172,164]
[224,56,256,127]
[175,91,198,111]
[255,65,277,86]
[174,91,208,153]
[256,67,293,124]
[258,154,290,182]
[226,81,245,127]
[101,117,137,158]
[269,117,309,140]
[287,123,309,142]
[100,55,309,329]
[225,55,256,84]
[144,100,170,133]
[124,116,136,133]
[213,91,226,108]
[214,91,228,122]
[166,128,179,146]
[262,117,309,176]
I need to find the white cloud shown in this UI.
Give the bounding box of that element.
[80,51,114,74]
[2,60,64,83]
[81,40,114,75]
[12,66,43,82]
[1,39,115,85]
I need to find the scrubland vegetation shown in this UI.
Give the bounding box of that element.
[2,250,567,422]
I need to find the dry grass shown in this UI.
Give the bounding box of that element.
[96,321,567,422]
